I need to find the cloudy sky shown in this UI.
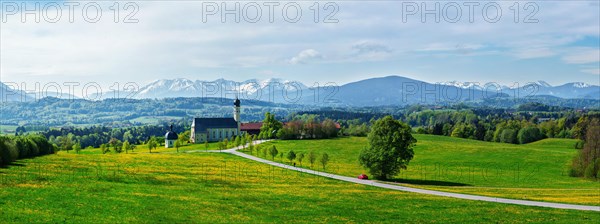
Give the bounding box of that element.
[1,1,599,89]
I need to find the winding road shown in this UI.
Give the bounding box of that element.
[184,140,600,212]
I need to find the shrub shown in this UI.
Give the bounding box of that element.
[517,127,544,144]
[574,140,585,149]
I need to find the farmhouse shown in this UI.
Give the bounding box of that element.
[190,98,245,143]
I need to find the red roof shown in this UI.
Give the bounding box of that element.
[240,122,263,131]
[240,121,340,130]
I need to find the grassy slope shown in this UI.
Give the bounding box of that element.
[1,151,599,223]
[250,135,600,206]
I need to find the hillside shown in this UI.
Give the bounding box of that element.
[253,135,600,205]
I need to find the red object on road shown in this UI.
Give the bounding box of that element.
[358,174,368,180]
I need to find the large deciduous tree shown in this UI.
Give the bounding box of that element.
[359,116,416,180]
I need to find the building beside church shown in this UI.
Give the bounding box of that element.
[190,98,242,143]
[240,122,262,135]
[165,125,178,148]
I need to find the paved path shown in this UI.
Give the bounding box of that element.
[193,140,600,212]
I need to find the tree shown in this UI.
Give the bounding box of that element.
[308,151,317,168]
[109,138,122,153]
[287,150,296,164]
[247,140,254,154]
[260,112,283,139]
[241,135,247,149]
[73,143,81,154]
[147,137,157,153]
[123,141,130,154]
[269,145,278,160]
[359,116,416,180]
[320,153,329,170]
[175,139,182,153]
[100,144,108,154]
[204,140,209,151]
[114,139,123,153]
[123,131,134,144]
[60,134,74,152]
[224,139,229,149]
[572,116,590,140]
[517,127,544,144]
[297,153,305,166]
[234,135,241,148]
[179,130,191,144]
[260,145,267,157]
[499,129,518,144]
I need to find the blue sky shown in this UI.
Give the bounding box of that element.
[1,1,599,88]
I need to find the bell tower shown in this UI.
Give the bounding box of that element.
[233,98,241,134]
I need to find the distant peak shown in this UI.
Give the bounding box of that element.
[534,80,552,88]
[570,82,590,88]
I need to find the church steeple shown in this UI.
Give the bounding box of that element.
[233,98,241,122]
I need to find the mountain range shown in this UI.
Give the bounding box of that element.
[1,76,598,107]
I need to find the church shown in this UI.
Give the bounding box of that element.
[190,98,253,143]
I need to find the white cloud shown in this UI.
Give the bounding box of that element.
[513,48,556,59]
[289,49,322,64]
[352,41,391,54]
[581,68,600,75]
[562,49,600,64]
[348,40,392,61]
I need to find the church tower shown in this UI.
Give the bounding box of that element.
[233,98,241,134]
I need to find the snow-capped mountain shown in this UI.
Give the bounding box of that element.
[1,76,597,104]
[129,78,308,100]
[530,80,552,88]
[442,80,598,99]
[437,81,485,89]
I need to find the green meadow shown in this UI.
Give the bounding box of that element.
[76,141,223,155]
[1,150,599,223]
[249,135,600,206]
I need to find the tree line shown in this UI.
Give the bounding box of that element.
[0,135,56,166]
[245,144,331,170]
[402,109,596,144]
[257,113,340,140]
[570,116,600,179]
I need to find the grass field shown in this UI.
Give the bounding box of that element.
[76,141,224,155]
[1,150,599,223]
[246,135,600,206]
